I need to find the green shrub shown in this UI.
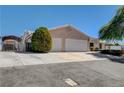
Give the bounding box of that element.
[31,27,52,53]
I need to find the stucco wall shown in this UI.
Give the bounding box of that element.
[51,38,62,52]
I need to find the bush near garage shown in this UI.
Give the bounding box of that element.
[100,50,124,56]
[31,27,52,53]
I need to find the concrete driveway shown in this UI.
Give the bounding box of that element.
[0,52,106,67]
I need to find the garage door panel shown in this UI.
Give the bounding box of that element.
[65,39,88,51]
[51,38,62,52]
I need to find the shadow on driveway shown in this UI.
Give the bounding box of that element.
[15,51,47,54]
[87,52,124,64]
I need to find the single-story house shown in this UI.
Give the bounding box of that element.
[1,25,105,52]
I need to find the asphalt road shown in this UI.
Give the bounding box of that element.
[0,60,124,87]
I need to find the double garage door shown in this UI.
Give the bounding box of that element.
[51,38,88,52]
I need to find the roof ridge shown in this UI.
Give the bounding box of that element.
[49,24,72,30]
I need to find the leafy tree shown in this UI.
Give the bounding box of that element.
[99,6,124,41]
[31,27,52,53]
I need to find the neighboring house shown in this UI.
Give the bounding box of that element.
[20,31,33,52]
[1,25,105,52]
[89,37,106,51]
[1,35,21,51]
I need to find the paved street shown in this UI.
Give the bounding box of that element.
[0,52,124,87]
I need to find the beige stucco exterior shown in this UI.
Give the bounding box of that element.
[49,25,90,51]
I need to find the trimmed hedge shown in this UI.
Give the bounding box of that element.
[31,27,52,53]
[101,50,124,56]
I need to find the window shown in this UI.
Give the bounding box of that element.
[90,43,94,47]
[99,43,102,49]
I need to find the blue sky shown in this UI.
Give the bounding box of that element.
[0,5,120,38]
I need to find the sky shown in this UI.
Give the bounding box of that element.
[0,5,120,38]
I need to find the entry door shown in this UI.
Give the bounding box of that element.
[90,43,94,51]
[26,42,32,52]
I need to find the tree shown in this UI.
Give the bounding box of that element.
[31,27,52,53]
[99,6,124,41]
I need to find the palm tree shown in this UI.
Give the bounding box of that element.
[99,6,124,41]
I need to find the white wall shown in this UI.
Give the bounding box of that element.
[106,46,122,50]
[26,39,31,43]
[65,39,88,52]
[51,38,62,52]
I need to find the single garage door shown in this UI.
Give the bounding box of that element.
[65,39,88,52]
[51,38,62,52]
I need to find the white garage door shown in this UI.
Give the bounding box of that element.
[51,38,62,52]
[65,39,88,52]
